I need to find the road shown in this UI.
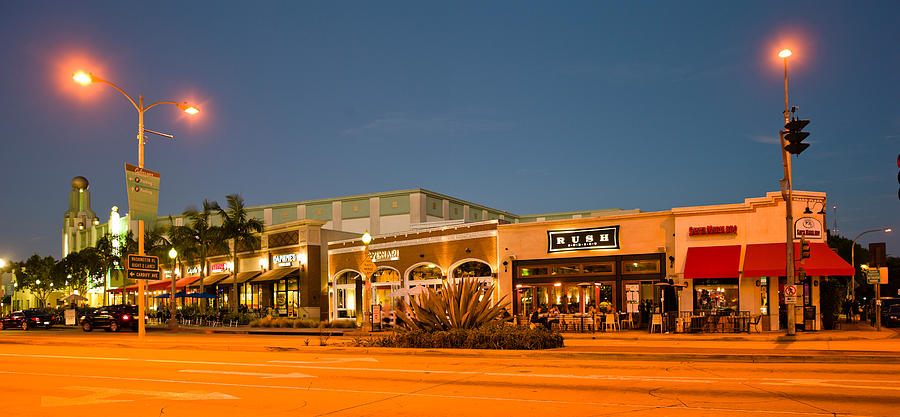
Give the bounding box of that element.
[0,330,898,416]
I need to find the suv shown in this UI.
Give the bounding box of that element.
[1,310,54,330]
[80,304,146,332]
[886,305,900,328]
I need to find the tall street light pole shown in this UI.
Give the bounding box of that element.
[850,227,892,328]
[73,72,198,339]
[168,247,178,328]
[777,49,797,336]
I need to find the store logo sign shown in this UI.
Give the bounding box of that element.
[689,225,737,236]
[273,253,296,267]
[186,266,200,275]
[547,226,619,253]
[794,217,822,239]
[370,249,400,263]
[211,262,227,273]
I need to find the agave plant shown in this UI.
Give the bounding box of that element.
[397,278,509,331]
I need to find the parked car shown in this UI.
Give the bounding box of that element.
[80,304,146,332]
[1,310,54,330]
[886,305,900,328]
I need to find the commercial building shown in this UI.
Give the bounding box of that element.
[44,175,853,330]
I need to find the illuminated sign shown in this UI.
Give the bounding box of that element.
[273,254,296,267]
[186,266,200,275]
[370,249,400,263]
[794,217,822,239]
[547,226,619,253]
[689,225,737,236]
[211,262,227,273]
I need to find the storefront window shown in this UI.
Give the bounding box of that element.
[551,265,581,276]
[622,260,660,274]
[693,278,739,313]
[452,261,492,278]
[760,277,769,315]
[334,271,359,319]
[519,266,548,277]
[582,263,614,275]
[408,264,443,281]
[372,268,400,283]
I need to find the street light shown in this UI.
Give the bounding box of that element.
[74,70,199,339]
[168,247,178,328]
[776,48,798,335]
[850,227,892,300]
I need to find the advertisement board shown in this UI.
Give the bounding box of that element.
[125,163,161,225]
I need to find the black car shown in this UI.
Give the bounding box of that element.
[1,310,54,330]
[80,304,145,332]
[886,305,900,328]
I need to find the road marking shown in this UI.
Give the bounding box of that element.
[762,380,900,391]
[0,370,864,416]
[3,352,899,388]
[268,356,379,364]
[0,353,129,361]
[180,370,315,379]
[42,386,238,407]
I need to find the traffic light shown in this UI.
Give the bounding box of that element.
[784,118,811,155]
[800,237,810,260]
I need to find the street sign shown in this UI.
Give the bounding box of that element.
[361,259,376,276]
[866,269,880,284]
[784,285,798,297]
[125,163,161,225]
[784,296,799,305]
[127,269,160,280]
[128,254,159,271]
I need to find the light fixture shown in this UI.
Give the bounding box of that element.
[803,203,812,214]
[778,49,792,58]
[93,217,100,225]
[72,72,93,84]
[361,231,372,245]
[176,102,200,114]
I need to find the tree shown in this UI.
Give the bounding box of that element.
[214,194,263,313]
[16,254,63,307]
[180,200,227,312]
[60,250,91,296]
[94,233,122,304]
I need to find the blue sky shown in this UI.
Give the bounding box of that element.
[1,1,898,260]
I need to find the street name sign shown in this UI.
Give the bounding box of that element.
[127,254,160,280]
[866,269,880,284]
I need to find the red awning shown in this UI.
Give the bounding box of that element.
[175,276,202,289]
[743,242,853,277]
[683,245,742,279]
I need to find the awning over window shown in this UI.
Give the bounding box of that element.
[251,267,299,283]
[175,276,202,289]
[198,273,230,286]
[217,271,262,286]
[743,242,853,277]
[683,245,742,279]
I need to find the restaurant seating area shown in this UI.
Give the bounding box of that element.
[524,310,763,334]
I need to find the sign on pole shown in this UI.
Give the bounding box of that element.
[361,259,376,276]
[125,163,161,225]
[784,285,799,305]
[127,254,160,280]
[866,269,881,284]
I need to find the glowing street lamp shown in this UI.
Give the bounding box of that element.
[168,248,178,328]
[73,70,199,338]
[778,49,792,58]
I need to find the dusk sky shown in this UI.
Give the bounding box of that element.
[1,1,898,261]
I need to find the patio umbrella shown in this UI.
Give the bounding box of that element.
[189,293,217,299]
[61,294,88,302]
[153,293,171,299]
[387,285,428,298]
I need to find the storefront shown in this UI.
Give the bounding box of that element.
[327,221,499,322]
[498,214,672,322]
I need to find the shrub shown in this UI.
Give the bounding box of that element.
[355,323,563,350]
[398,278,509,331]
[325,320,357,329]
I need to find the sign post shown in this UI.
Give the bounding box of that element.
[128,249,160,339]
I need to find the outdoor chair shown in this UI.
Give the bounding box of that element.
[748,315,762,333]
[620,313,634,329]
[649,314,663,333]
[604,313,619,332]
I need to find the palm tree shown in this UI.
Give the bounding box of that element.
[214,194,263,313]
[181,200,227,312]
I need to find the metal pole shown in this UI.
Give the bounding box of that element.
[780,56,796,336]
[169,255,177,328]
[138,95,144,169]
[138,220,145,339]
[875,282,881,331]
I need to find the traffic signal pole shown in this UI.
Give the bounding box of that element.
[780,54,797,336]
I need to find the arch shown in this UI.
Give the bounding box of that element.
[449,258,493,279]
[333,269,361,286]
[372,267,401,284]
[404,262,444,283]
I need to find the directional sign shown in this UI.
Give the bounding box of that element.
[127,269,160,280]
[866,269,880,284]
[128,254,159,271]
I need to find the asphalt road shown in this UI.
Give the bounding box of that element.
[1,330,899,416]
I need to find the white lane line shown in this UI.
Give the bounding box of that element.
[268,357,379,364]
[0,353,128,361]
[179,370,315,379]
[0,370,863,416]
[3,352,899,388]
